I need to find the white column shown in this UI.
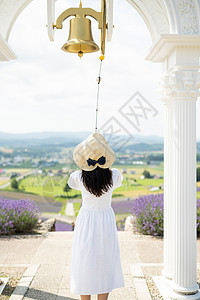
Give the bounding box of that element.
[146,36,200,300]
[168,69,200,298]
[163,99,174,281]
[172,97,198,294]
[159,74,174,281]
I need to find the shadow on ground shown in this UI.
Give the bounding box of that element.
[5,286,78,300]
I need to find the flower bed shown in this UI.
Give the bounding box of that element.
[197,198,200,234]
[0,197,40,235]
[132,193,200,236]
[131,193,164,236]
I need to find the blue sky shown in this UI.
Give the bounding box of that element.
[0,0,200,139]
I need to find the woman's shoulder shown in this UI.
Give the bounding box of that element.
[69,170,82,182]
[111,168,121,176]
[111,168,123,180]
[70,170,81,176]
[111,168,123,188]
[68,170,82,190]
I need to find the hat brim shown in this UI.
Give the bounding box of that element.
[73,133,115,171]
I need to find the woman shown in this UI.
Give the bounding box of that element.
[68,132,125,300]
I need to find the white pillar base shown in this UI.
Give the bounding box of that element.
[153,276,200,300]
[162,268,173,281]
[171,282,199,295]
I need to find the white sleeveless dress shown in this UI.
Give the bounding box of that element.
[68,168,125,295]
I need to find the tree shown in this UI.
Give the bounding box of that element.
[11,178,18,190]
[64,182,71,194]
[143,169,151,178]
[197,167,200,182]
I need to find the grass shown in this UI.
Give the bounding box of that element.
[0,164,164,200]
[2,164,200,205]
[73,202,81,216]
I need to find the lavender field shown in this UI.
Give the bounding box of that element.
[1,193,200,235]
[111,199,136,215]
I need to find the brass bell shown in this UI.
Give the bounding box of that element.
[61,14,99,58]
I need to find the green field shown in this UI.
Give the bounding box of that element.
[2,163,200,218]
[1,163,164,198]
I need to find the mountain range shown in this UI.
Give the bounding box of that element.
[0,131,164,143]
[0,132,199,153]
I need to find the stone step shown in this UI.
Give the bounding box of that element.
[21,231,139,299]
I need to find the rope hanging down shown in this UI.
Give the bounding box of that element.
[95,58,104,132]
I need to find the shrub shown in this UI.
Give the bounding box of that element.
[131,193,164,236]
[64,183,71,194]
[11,178,18,190]
[197,198,200,234]
[0,197,40,235]
[142,170,152,178]
[197,167,200,182]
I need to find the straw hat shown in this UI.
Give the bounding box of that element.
[73,132,115,171]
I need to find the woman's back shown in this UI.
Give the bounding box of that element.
[68,168,123,210]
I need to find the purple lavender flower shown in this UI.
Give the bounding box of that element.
[197,198,200,233]
[0,197,40,235]
[132,194,200,236]
[131,193,164,236]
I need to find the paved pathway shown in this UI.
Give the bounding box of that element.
[1,231,200,299]
[65,201,75,217]
[0,232,139,299]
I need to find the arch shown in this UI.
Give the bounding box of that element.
[1,0,200,50]
[0,0,170,47]
[0,0,32,41]
[164,0,200,34]
[125,0,170,43]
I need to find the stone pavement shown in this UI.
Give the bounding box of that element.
[0,231,200,300]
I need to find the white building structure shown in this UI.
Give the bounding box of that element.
[0,0,200,299]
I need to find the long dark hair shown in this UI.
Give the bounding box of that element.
[81,166,113,197]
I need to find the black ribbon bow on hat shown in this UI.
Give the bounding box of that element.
[87,156,106,167]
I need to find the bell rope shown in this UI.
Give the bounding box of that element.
[95,58,104,132]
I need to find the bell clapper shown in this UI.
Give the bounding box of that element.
[78,51,83,58]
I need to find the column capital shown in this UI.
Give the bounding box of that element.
[159,69,200,103]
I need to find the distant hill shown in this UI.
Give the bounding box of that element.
[0,131,163,144]
[0,131,199,153]
[0,131,91,141]
[124,142,164,152]
[0,131,91,147]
